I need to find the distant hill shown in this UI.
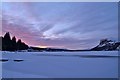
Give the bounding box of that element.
[28,46,68,52]
[91,39,120,51]
[27,46,90,52]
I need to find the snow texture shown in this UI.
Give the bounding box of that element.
[1,51,119,78]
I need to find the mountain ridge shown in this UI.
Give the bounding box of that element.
[0,32,120,51]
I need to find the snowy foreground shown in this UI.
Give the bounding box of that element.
[1,51,119,78]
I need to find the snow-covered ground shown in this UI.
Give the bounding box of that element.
[1,51,119,78]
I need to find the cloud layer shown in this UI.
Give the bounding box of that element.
[1,2,118,49]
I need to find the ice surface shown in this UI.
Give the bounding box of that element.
[1,51,119,78]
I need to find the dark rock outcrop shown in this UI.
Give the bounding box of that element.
[1,32,29,51]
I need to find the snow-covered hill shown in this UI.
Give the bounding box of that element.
[91,39,120,51]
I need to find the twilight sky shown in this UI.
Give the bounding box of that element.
[1,2,118,49]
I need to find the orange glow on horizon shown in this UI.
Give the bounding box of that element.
[37,46,47,48]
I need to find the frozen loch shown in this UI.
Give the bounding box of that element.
[1,51,119,78]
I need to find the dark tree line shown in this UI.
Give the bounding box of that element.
[0,32,29,51]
